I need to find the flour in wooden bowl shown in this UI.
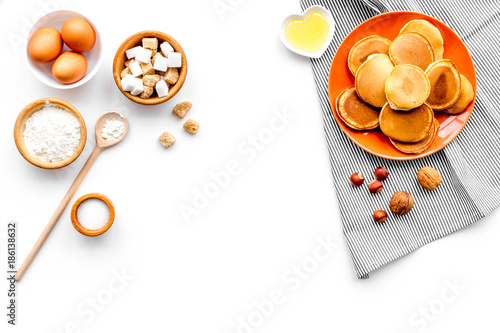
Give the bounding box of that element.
[23,103,81,162]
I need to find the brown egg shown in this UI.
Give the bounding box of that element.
[52,51,87,84]
[61,18,96,52]
[28,27,63,63]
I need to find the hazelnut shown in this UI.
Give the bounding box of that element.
[373,210,387,223]
[368,180,383,193]
[374,167,389,181]
[417,166,442,191]
[390,191,414,215]
[350,173,364,187]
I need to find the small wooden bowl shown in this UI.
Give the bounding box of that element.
[14,98,87,169]
[113,30,188,105]
[71,193,115,237]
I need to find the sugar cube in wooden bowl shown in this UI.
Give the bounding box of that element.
[113,31,188,105]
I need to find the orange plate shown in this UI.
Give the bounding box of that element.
[328,11,476,160]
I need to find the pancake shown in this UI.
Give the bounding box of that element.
[348,35,391,76]
[399,19,444,60]
[385,64,431,110]
[443,74,474,114]
[379,103,433,143]
[355,54,395,108]
[390,118,439,154]
[425,59,461,110]
[335,87,380,130]
[389,32,435,71]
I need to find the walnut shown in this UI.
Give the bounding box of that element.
[390,191,414,215]
[417,166,442,191]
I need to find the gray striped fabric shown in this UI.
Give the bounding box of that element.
[300,0,500,278]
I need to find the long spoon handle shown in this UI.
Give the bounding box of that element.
[15,146,103,281]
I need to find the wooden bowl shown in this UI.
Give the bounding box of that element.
[14,98,87,169]
[71,193,115,237]
[113,30,188,105]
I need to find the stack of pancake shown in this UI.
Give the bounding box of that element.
[336,19,474,154]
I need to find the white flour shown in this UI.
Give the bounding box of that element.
[23,103,81,163]
[101,119,125,140]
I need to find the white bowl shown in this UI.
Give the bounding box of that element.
[26,10,102,89]
[280,5,335,59]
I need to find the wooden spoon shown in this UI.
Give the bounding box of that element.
[15,112,129,282]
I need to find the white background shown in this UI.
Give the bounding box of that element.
[1,0,499,332]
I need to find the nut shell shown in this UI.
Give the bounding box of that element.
[417,166,442,191]
[374,167,389,181]
[390,191,414,215]
[373,210,388,223]
[350,173,365,187]
[368,180,383,193]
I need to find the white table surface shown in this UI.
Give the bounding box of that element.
[1,0,499,332]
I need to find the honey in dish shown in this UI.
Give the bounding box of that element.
[285,12,329,53]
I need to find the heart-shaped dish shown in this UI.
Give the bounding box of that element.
[280,5,335,58]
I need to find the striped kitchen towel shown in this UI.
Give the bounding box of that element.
[300,0,500,278]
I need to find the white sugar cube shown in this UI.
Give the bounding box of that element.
[160,41,174,55]
[121,74,135,91]
[131,77,143,85]
[125,46,141,59]
[123,76,143,92]
[131,83,144,96]
[156,80,169,98]
[135,47,152,63]
[153,55,168,72]
[167,52,182,68]
[129,61,142,77]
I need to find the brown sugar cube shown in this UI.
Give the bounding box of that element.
[142,37,158,50]
[164,67,179,85]
[120,67,131,78]
[125,58,135,67]
[183,118,199,134]
[158,131,176,148]
[142,74,160,87]
[140,62,155,76]
[139,86,154,99]
[150,49,157,58]
[173,101,193,119]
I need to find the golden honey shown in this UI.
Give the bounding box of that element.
[285,12,329,53]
